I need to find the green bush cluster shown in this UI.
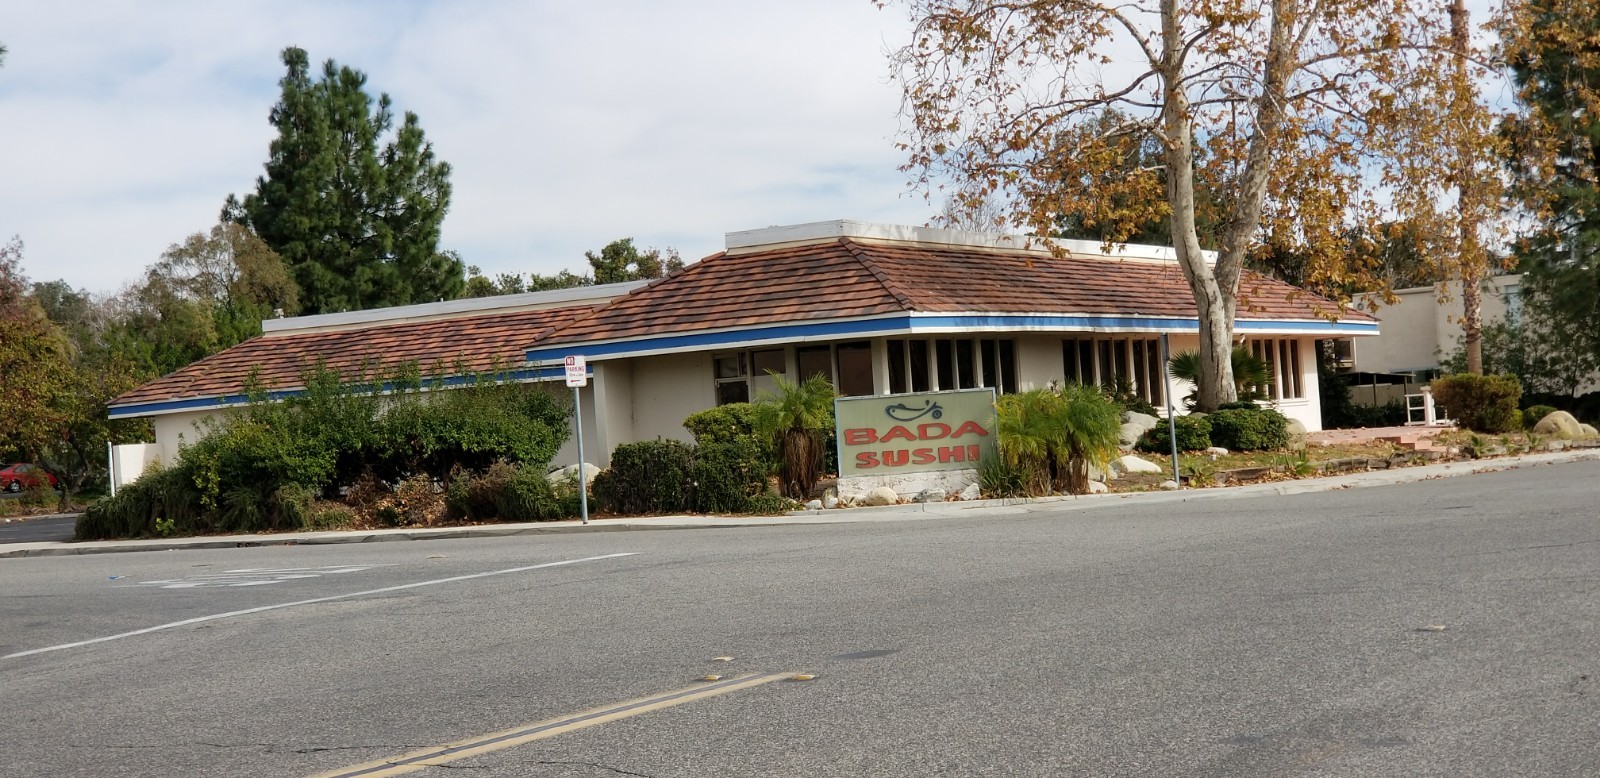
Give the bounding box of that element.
[1207,407,1291,452]
[1135,415,1212,453]
[592,438,771,515]
[78,364,571,539]
[444,462,575,522]
[1521,404,1558,429]
[1430,374,1523,433]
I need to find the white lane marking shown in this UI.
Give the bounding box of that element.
[115,564,397,589]
[4,553,638,659]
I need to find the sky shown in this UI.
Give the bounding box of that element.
[1,1,1512,298]
[0,1,935,295]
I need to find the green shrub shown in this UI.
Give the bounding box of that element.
[372,382,568,481]
[1430,374,1522,433]
[495,465,569,521]
[684,404,763,448]
[690,440,768,513]
[1136,415,1212,453]
[1207,408,1291,452]
[1522,404,1559,430]
[745,493,799,515]
[76,464,205,540]
[593,439,696,514]
[1336,400,1408,429]
[979,454,1028,498]
[1216,400,1261,411]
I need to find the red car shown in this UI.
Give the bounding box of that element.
[0,463,58,493]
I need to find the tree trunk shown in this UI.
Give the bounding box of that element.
[1463,274,1483,374]
[1161,0,1240,411]
[1451,0,1484,376]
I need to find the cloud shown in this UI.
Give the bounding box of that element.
[1,0,932,293]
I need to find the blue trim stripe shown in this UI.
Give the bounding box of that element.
[526,314,1379,364]
[107,366,576,420]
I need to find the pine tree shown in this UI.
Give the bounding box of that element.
[225,47,461,314]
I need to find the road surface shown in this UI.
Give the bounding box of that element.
[2,462,1596,776]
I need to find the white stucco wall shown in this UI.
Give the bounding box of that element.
[624,352,715,447]
[150,408,228,466]
[550,383,598,470]
[1355,276,1518,374]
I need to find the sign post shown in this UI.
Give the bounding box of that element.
[564,355,589,524]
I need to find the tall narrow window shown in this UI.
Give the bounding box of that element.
[955,340,976,388]
[935,339,954,390]
[797,346,832,383]
[835,341,874,397]
[888,339,908,394]
[909,340,931,392]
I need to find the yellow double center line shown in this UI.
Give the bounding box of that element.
[312,672,796,777]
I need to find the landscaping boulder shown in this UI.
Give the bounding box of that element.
[1532,410,1583,440]
[1205,446,1229,456]
[913,488,948,503]
[1088,481,1108,494]
[804,499,823,511]
[1285,418,1308,448]
[1119,422,1147,450]
[1124,411,1160,432]
[1087,461,1114,482]
[1582,424,1599,438]
[547,463,601,487]
[959,482,981,501]
[1159,479,1181,490]
[823,494,840,509]
[863,487,899,506]
[1111,455,1164,475]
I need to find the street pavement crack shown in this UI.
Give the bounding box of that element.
[534,760,656,777]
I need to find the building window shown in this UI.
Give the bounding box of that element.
[1063,336,1164,406]
[1247,338,1304,400]
[835,341,875,397]
[887,338,1016,395]
[713,348,788,406]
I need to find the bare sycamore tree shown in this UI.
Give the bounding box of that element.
[882,0,1500,409]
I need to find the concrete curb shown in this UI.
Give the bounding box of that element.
[5,448,1598,559]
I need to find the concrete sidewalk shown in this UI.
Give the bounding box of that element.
[5,448,1598,559]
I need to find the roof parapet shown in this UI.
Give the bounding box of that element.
[261,280,648,337]
[724,219,1212,264]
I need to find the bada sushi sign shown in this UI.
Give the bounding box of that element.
[834,388,997,476]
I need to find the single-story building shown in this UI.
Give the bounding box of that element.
[108,220,1379,477]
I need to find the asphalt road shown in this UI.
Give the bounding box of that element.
[0,514,77,544]
[2,462,1597,777]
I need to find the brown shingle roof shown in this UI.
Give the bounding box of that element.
[536,237,1372,347]
[111,306,591,411]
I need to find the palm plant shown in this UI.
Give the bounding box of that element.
[1055,383,1123,494]
[1168,345,1272,407]
[751,373,835,499]
[995,386,1122,495]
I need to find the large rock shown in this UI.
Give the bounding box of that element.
[804,499,823,511]
[547,463,601,488]
[1159,480,1181,490]
[1123,411,1160,433]
[1087,461,1114,482]
[1119,422,1148,448]
[1111,455,1164,475]
[862,487,899,507]
[1533,410,1583,440]
[1582,424,1599,438]
[913,488,948,503]
[1088,480,1108,494]
[959,482,981,501]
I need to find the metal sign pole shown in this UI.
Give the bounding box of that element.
[574,385,588,524]
[565,354,590,525]
[1160,333,1180,487]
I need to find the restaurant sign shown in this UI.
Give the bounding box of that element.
[834,389,997,477]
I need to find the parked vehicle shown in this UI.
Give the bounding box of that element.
[1,463,58,493]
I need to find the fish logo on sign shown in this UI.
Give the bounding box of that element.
[885,400,942,422]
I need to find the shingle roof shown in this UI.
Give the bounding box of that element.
[536,237,1373,347]
[110,306,591,411]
